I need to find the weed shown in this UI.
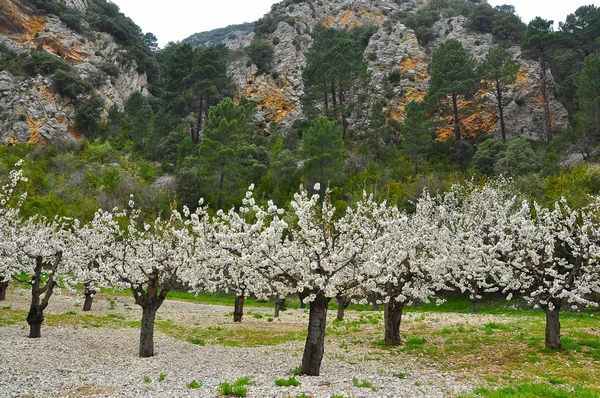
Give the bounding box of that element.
[268,317,274,322]
[188,338,206,346]
[79,376,88,381]
[144,376,151,383]
[548,377,565,385]
[218,376,253,397]
[393,372,406,379]
[352,377,377,392]
[253,313,264,319]
[158,372,166,382]
[275,377,301,387]
[187,380,202,389]
[291,366,302,376]
[108,299,116,310]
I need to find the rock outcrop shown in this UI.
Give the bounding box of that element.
[224,0,568,141]
[0,0,147,144]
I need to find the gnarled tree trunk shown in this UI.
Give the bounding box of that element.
[234,295,245,322]
[542,299,562,350]
[139,305,158,357]
[471,283,480,314]
[0,280,8,301]
[384,298,404,346]
[301,291,330,376]
[274,298,286,318]
[27,254,61,338]
[131,270,170,358]
[82,283,96,312]
[336,295,350,321]
[298,289,309,309]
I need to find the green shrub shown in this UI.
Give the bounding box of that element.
[53,69,93,97]
[22,51,70,76]
[247,39,274,74]
[275,377,301,387]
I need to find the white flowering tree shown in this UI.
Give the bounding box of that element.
[362,191,452,346]
[501,197,600,349]
[441,181,518,313]
[0,161,28,301]
[96,199,208,357]
[64,211,121,312]
[200,187,287,322]
[11,215,69,338]
[257,185,384,376]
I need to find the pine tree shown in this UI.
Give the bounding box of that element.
[428,39,478,141]
[479,47,520,141]
[302,117,345,188]
[522,18,557,142]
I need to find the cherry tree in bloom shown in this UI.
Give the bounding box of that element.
[261,185,384,376]
[500,197,600,349]
[440,181,518,313]
[65,212,121,311]
[362,191,452,346]
[96,198,209,357]
[201,186,288,322]
[0,160,28,301]
[11,215,69,338]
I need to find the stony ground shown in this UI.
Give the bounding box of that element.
[0,288,509,398]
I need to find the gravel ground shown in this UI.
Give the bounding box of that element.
[0,289,487,398]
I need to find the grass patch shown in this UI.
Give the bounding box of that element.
[275,377,301,387]
[217,376,253,396]
[352,377,377,392]
[460,383,600,397]
[156,320,305,347]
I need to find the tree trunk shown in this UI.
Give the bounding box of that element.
[274,298,286,318]
[471,283,479,314]
[384,299,404,346]
[540,64,553,143]
[139,305,158,357]
[339,88,347,140]
[301,291,330,376]
[543,300,562,350]
[82,283,96,312]
[0,281,8,301]
[371,292,380,311]
[496,79,506,142]
[452,92,461,141]
[336,295,350,321]
[298,289,309,309]
[234,295,245,323]
[27,254,60,338]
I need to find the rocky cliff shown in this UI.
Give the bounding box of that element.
[0,0,148,144]
[223,0,568,141]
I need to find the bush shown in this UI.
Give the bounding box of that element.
[53,69,93,97]
[22,51,70,76]
[247,39,274,74]
[75,94,105,137]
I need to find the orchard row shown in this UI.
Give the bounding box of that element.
[1,162,599,376]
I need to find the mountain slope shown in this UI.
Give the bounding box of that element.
[217,0,568,140]
[0,0,148,144]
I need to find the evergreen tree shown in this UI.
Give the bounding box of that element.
[303,28,367,139]
[574,54,600,156]
[479,47,520,141]
[428,39,478,141]
[302,117,345,188]
[401,101,435,174]
[522,18,557,142]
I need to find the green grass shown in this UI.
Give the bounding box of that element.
[157,320,305,347]
[187,379,202,389]
[460,383,600,397]
[352,376,377,391]
[275,377,301,387]
[217,376,253,396]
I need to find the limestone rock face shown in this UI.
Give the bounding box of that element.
[0,0,147,144]
[226,0,568,141]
